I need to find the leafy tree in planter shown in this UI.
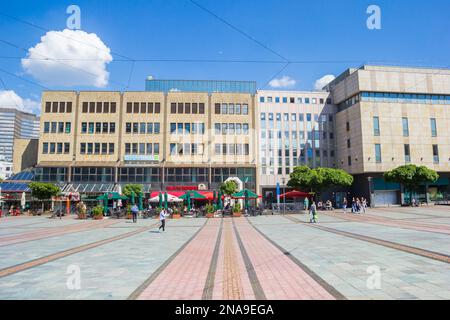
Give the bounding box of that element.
[220,180,238,197]
[288,166,353,200]
[123,184,143,197]
[384,165,438,204]
[29,182,61,211]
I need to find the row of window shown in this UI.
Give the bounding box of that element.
[126,102,161,114]
[125,122,161,134]
[80,143,115,155]
[81,122,116,134]
[44,102,73,113]
[82,102,117,113]
[124,143,160,155]
[260,96,331,104]
[371,144,440,164]
[214,103,249,115]
[42,142,70,154]
[170,143,204,155]
[214,123,249,135]
[43,122,71,134]
[373,117,438,137]
[170,123,206,135]
[214,144,250,155]
[339,92,450,110]
[170,102,205,114]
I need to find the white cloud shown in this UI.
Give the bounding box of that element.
[22,29,113,87]
[269,76,296,88]
[314,74,336,91]
[0,90,41,114]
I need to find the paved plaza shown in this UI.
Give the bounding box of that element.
[0,206,449,300]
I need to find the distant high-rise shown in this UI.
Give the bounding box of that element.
[0,107,40,162]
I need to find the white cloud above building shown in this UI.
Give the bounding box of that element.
[314,74,336,91]
[269,76,296,88]
[0,90,41,114]
[21,29,113,88]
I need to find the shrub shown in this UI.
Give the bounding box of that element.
[92,206,104,216]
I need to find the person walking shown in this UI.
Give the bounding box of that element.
[310,201,318,223]
[159,207,166,232]
[131,203,139,223]
[361,197,367,213]
[342,197,347,213]
[304,197,309,212]
[351,197,356,213]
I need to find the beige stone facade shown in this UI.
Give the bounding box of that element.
[12,138,38,173]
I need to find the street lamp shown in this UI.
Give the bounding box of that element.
[281,176,286,215]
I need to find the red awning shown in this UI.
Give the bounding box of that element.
[279,190,310,199]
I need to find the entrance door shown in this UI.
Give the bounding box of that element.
[373,190,398,206]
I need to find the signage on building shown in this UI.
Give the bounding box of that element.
[166,186,198,191]
[124,155,159,161]
[198,183,207,190]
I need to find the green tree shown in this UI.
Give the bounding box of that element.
[123,184,143,197]
[219,180,238,197]
[384,164,438,204]
[288,166,353,199]
[29,182,61,211]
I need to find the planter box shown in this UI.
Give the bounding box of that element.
[93,215,103,220]
[126,214,132,219]
[206,213,214,218]
[172,214,181,219]
[232,212,242,217]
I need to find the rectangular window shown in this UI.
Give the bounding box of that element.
[102,122,108,133]
[375,144,382,163]
[103,102,109,113]
[347,156,351,166]
[139,143,145,155]
[133,102,139,113]
[111,102,116,113]
[430,118,437,137]
[57,143,63,154]
[228,104,234,115]
[177,123,183,134]
[80,143,86,154]
[199,103,205,114]
[146,143,152,155]
[154,123,160,134]
[107,143,113,154]
[88,122,94,134]
[147,122,153,134]
[87,143,93,154]
[243,123,249,134]
[214,123,221,135]
[242,104,248,115]
[125,143,131,155]
[222,123,228,135]
[43,142,48,154]
[404,144,411,163]
[346,121,350,131]
[45,102,51,113]
[125,123,131,133]
[133,123,138,133]
[89,102,95,113]
[140,122,146,134]
[147,102,154,113]
[155,102,160,113]
[102,143,107,154]
[235,104,241,115]
[185,103,191,114]
[59,102,65,113]
[402,117,409,137]
[58,122,64,133]
[236,123,242,134]
[127,102,132,113]
[347,139,351,148]
[222,103,228,114]
[170,143,176,155]
[185,123,191,134]
[65,122,71,133]
[154,143,159,155]
[141,102,146,113]
[178,103,184,114]
[96,102,102,113]
[95,122,101,133]
[192,103,198,114]
[171,103,177,113]
[52,102,58,113]
[44,122,50,133]
[373,116,380,136]
[433,145,439,163]
[170,123,176,134]
[109,123,115,133]
[94,143,100,154]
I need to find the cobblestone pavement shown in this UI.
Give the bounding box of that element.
[0,206,449,300]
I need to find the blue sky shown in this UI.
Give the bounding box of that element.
[1,0,449,112]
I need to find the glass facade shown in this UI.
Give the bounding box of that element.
[145,79,256,94]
